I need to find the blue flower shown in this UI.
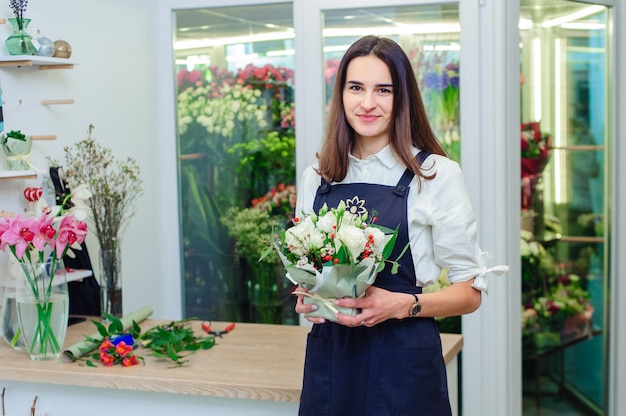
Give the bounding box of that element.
[111,333,135,346]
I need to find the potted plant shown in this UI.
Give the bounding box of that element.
[1,130,32,170]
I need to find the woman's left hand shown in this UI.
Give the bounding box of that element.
[333,286,411,327]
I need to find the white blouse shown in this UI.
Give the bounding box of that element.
[295,145,507,293]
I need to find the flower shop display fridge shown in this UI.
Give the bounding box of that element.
[519,2,611,415]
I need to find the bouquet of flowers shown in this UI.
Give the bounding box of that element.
[0,186,90,359]
[261,199,406,321]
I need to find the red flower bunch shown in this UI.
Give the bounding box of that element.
[98,334,140,367]
[236,63,294,90]
[177,66,237,95]
[521,121,552,210]
[251,183,297,220]
[521,121,552,177]
[177,69,207,91]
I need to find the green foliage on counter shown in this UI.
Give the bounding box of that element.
[83,314,216,368]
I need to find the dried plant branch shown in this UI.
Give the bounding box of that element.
[48,125,143,287]
[30,395,37,416]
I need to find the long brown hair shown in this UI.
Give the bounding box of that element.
[318,35,446,183]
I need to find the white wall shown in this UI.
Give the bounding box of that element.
[0,0,171,318]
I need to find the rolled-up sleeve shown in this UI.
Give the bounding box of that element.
[414,157,508,293]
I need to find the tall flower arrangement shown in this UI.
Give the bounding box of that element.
[0,186,89,359]
[50,125,142,319]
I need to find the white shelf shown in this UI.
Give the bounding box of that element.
[0,169,37,179]
[0,55,75,68]
[1,269,94,288]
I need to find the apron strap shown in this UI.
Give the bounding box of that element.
[394,151,431,195]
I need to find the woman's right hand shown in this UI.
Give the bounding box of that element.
[294,286,326,324]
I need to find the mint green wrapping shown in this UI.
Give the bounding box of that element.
[279,252,379,321]
[61,305,154,363]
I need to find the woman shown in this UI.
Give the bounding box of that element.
[294,36,506,415]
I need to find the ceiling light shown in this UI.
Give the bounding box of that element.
[176,30,295,50]
[541,5,605,28]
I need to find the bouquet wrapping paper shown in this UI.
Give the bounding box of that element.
[281,253,378,321]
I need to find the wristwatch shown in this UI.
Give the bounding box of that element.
[408,293,421,318]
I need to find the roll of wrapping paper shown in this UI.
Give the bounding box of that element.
[61,305,154,362]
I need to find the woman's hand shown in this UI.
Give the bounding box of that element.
[293,286,327,324]
[333,278,482,327]
[333,286,412,327]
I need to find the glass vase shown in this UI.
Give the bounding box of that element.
[5,18,37,56]
[99,246,123,322]
[15,259,70,361]
[1,284,27,350]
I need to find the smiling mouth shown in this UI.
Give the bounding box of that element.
[358,115,379,122]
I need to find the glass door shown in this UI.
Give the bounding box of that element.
[519,2,611,414]
[173,2,298,325]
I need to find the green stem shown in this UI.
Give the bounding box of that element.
[9,327,21,347]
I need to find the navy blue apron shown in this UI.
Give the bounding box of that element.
[298,152,452,416]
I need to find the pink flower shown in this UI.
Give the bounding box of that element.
[30,214,57,252]
[99,351,114,367]
[115,341,133,357]
[54,215,88,257]
[0,214,36,259]
[0,216,11,251]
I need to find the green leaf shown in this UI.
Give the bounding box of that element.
[381,226,400,260]
[259,245,274,262]
[105,314,124,334]
[91,320,109,338]
[394,242,410,264]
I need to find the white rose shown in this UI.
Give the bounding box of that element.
[316,211,337,233]
[285,216,326,257]
[307,227,326,251]
[336,224,368,262]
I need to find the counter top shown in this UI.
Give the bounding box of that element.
[0,319,463,403]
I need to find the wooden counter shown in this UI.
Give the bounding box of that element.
[0,319,463,415]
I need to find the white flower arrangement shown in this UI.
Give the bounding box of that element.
[261,198,407,321]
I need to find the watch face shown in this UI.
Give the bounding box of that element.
[410,303,421,317]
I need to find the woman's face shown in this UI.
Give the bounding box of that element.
[343,55,394,147]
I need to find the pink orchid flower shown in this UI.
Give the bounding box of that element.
[30,213,57,252]
[0,216,11,251]
[1,214,37,259]
[54,215,88,257]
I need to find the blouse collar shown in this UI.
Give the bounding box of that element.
[348,144,399,170]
